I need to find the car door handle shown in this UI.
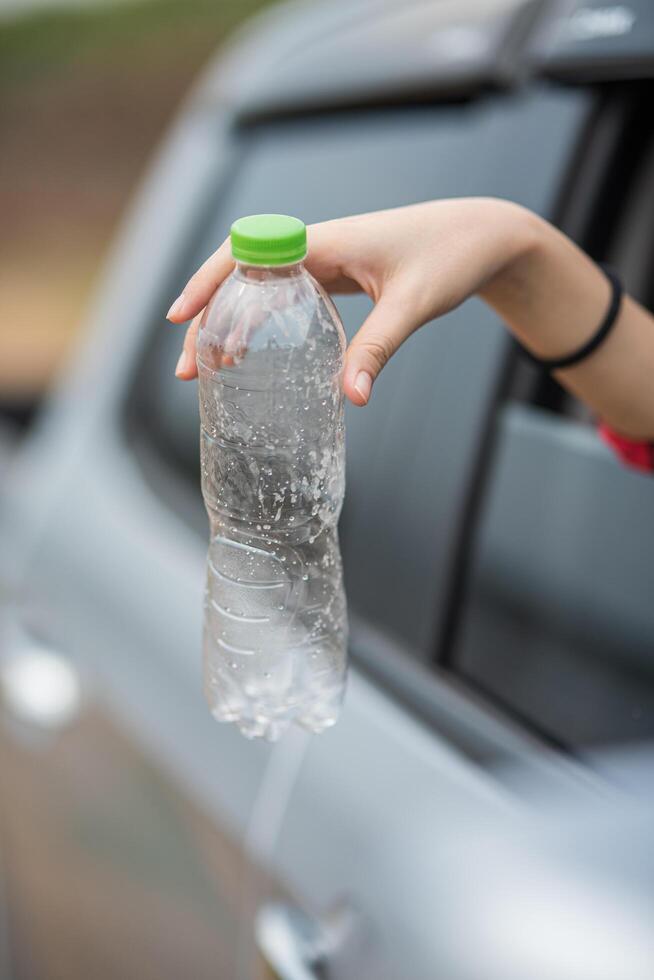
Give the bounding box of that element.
[255,899,359,980]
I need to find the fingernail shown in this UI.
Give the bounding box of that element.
[167,292,186,320]
[354,370,372,403]
[175,350,189,376]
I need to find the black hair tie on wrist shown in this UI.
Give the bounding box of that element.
[521,263,623,371]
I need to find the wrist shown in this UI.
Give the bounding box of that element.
[478,204,610,362]
[477,201,546,302]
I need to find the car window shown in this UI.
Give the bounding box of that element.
[453,403,654,749]
[452,129,654,749]
[127,86,590,669]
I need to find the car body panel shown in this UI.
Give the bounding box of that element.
[1,1,653,978]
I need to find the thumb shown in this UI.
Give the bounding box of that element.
[343,290,418,406]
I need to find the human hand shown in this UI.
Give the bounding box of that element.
[167,198,538,404]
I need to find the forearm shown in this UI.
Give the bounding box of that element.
[481,209,654,440]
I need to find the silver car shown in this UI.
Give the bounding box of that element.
[1,1,653,977]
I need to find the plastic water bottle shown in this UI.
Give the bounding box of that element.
[197,214,348,741]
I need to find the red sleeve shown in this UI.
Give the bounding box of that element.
[599,423,654,474]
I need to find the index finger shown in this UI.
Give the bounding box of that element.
[166,238,234,323]
[305,220,363,294]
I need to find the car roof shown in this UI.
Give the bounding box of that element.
[193,0,543,119]
[191,0,654,122]
[532,0,654,84]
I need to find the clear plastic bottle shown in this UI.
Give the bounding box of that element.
[197,214,348,741]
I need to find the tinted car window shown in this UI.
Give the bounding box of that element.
[453,130,654,749]
[130,87,589,664]
[454,404,654,749]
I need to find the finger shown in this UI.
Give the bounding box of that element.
[305,220,364,294]
[175,312,202,379]
[167,239,234,323]
[227,304,262,361]
[343,289,418,406]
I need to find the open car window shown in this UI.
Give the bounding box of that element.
[127,85,590,684]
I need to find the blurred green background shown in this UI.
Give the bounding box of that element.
[0,0,272,411]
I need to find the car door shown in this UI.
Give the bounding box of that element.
[2,2,653,979]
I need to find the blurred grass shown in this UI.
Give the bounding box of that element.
[0,0,274,405]
[0,0,271,83]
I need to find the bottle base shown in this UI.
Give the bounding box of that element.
[207,689,343,741]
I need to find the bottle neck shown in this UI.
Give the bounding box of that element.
[234,260,305,283]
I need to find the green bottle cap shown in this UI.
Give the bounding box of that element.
[230,214,307,266]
